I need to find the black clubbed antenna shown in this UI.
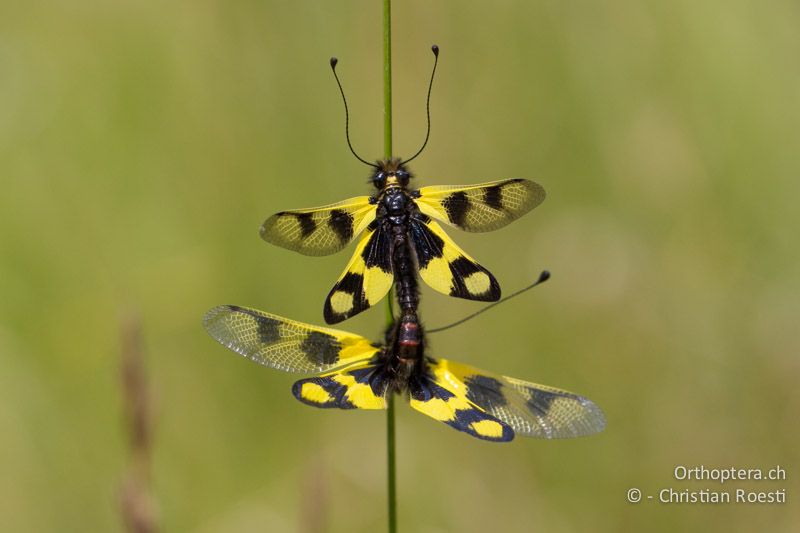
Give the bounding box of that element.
[401,44,439,165]
[427,270,551,334]
[330,57,378,168]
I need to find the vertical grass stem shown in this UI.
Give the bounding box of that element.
[383,1,397,532]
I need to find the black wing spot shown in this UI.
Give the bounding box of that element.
[226,306,281,343]
[526,389,559,417]
[337,272,364,294]
[427,379,456,401]
[483,185,504,210]
[324,272,365,323]
[409,219,445,269]
[255,315,281,344]
[442,191,470,226]
[447,409,514,442]
[361,226,393,273]
[348,366,376,384]
[349,366,390,397]
[465,375,508,408]
[328,209,354,244]
[300,331,341,366]
[448,256,480,281]
[407,376,428,401]
[409,371,457,402]
[448,257,500,300]
[294,212,317,239]
[292,376,356,409]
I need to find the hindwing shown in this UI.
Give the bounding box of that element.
[323,221,394,324]
[203,305,379,373]
[292,361,388,410]
[416,179,545,232]
[260,196,376,256]
[409,214,500,301]
[205,306,606,442]
[408,365,514,442]
[426,358,606,439]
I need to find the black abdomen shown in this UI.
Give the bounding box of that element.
[390,223,418,317]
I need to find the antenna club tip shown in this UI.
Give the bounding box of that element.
[330,57,338,69]
[538,270,551,283]
[431,44,439,56]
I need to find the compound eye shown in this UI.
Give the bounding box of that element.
[373,172,387,189]
[396,170,410,185]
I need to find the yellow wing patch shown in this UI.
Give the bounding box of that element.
[409,215,500,301]
[205,306,388,411]
[205,306,605,442]
[203,305,379,373]
[323,224,394,324]
[298,382,333,404]
[416,179,545,233]
[260,196,376,256]
[409,365,514,442]
[292,362,387,410]
[430,358,606,439]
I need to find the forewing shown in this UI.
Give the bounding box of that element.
[410,215,500,301]
[323,222,393,324]
[416,179,545,232]
[292,362,388,410]
[409,360,514,442]
[203,305,379,373]
[260,196,376,256]
[434,358,606,439]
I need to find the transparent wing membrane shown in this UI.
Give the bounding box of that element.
[203,305,378,373]
[426,358,606,439]
[260,196,376,256]
[416,179,545,232]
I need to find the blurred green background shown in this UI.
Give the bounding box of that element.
[1,1,798,531]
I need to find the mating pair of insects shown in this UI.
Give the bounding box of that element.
[204,46,605,442]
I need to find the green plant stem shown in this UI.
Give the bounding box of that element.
[383,0,392,161]
[386,392,397,533]
[383,2,397,533]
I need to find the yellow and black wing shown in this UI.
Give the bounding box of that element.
[415,179,545,233]
[260,196,376,256]
[203,305,379,373]
[409,362,514,442]
[323,221,394,324]
[409,214,500,302]
[425,358,606,439]
[292,361,388,410]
